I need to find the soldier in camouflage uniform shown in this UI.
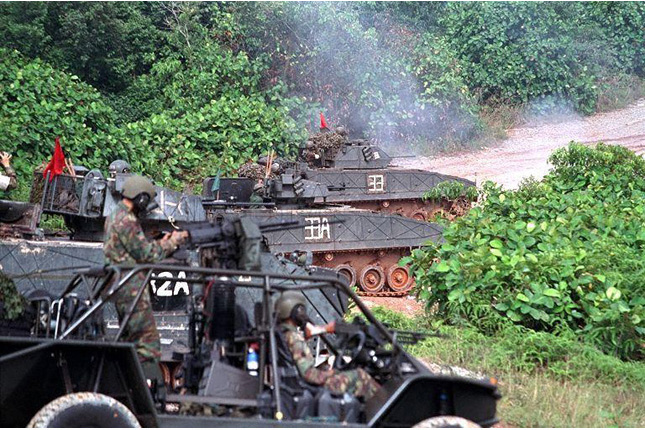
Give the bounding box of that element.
[104,175,188,363]
[276,291,380,400]
[0,151,17,193]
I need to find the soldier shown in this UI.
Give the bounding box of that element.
[249,178,265,205]
[104,175,188,364]
[275,291,380,400]
[108,159,131,179]
[0,152,17,193]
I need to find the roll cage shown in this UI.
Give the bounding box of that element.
[47,264,411,417]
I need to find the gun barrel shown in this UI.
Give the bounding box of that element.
[392,329,446,345]
[202,201,276,208]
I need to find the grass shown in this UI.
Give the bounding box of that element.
[478,98,526,141]
[596,75,645,113]
[370,306,645,428]
[499,372,643,427]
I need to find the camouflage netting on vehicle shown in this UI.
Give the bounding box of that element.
[0,270,27,320]
[29,171,45,204]
[237,162,268,181]
[301,129,347,167]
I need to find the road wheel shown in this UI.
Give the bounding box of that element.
[160,363,171,388]
[28,392,140,428]
[359,265,385,293]
[171,363,185,391]
[335,264,357,287]
[387,265,413,292]
[413,415,480,428]
[411,209,428,221]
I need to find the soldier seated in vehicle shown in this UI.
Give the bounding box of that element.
[275,291,380,401]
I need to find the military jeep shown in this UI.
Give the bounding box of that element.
[0,258,500,428]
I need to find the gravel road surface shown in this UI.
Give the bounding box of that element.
[396,99,645,189]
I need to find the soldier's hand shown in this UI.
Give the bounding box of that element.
[0,152,11,167]
[170,230,189,244]
[305,321,336,339]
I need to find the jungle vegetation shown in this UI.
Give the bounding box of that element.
[1,2,643,197]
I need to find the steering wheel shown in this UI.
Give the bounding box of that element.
[333,331,366,371]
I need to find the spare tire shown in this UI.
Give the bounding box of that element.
[28,392,140,428]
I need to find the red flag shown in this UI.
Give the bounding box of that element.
[319,112,328,130]
[43,137,65,182]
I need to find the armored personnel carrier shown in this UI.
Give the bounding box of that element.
[203,172,443,297]
[0,242,501,427]
[2,162,442,299]
[29,161,206,241]
[248,127,477,222]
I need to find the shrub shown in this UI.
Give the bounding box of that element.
[0,48,122,199]
[437,2,645,114]
[410,143,645,359]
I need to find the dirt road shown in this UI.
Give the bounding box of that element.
[396,99,645,189]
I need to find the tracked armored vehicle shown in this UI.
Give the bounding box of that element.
[203,172,443,297]
[253,127,477,221]
[2,161,442,300]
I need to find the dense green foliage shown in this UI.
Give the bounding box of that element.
[0,48,120,199]
[423,180,478,202]
[440,2,644,114]
[409,143,645,360]
[0,47,300,193]
[0,2,164,93]
[0,2,643,192]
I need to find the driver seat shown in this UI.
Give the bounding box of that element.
[274,326,362,423]
[274,327,318,419]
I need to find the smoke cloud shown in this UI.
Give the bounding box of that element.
[274,2,479,157]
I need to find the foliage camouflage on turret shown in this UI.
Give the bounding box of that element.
[0,271,26,320]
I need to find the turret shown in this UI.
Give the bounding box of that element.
[300,128,392,169]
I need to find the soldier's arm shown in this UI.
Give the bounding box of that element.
[0,165,17,191]
[118,216,179,263]
[285,330,334,385]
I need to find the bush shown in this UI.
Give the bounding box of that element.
[233,2,482,151]
[438,3,645,115]
[410,143,645,359]
[112,94,302,191]
[0,45,305,196]
[0,48,122,199]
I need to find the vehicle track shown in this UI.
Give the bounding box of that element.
[396,99,645,189]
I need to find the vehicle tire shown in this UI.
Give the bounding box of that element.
[413,415,480,428]
[27,392,140,428]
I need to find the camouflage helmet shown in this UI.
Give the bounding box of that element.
[121,175,156,200]
[109,159,131,177]
[274,291,306,321]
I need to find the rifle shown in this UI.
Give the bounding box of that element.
[306,319,445,347]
